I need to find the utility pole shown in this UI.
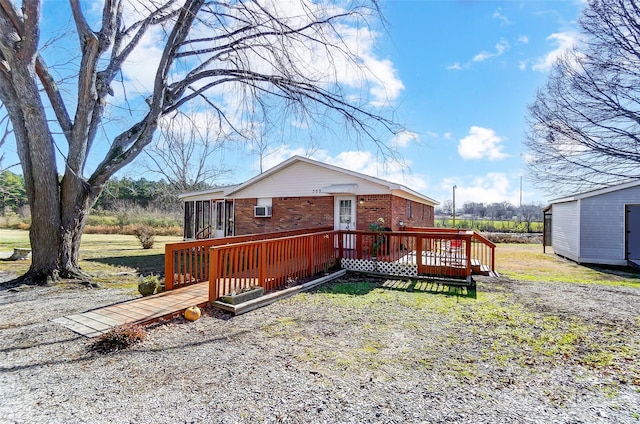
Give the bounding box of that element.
[519,176,523,220]
[452,185,457,228]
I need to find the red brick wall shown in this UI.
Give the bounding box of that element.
[356,195,393,231]
[233,195,435,235]
[391,196,434,229]
[233,197,334,235]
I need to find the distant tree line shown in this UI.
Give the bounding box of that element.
[1,173,213,216]
[437,201,543,221]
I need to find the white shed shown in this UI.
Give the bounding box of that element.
[546,180,640,267]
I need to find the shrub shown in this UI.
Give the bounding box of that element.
[138,274,160,296]
[134,224,156,249]
[91,324,146,353]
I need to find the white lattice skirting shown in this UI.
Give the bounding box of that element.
[340,258,418,277]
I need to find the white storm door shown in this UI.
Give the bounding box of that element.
[335,196,356,249]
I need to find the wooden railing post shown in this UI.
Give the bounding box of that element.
[307,236,314,275]
[465,234,472,278]
[491,246,495,272]
[165,244,174,290]
[416,235,423,271]
[208,247,218,303]
[258,243,267,289]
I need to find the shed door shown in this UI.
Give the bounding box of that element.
[626,205,640,261]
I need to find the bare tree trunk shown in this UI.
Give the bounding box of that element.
[58,173,99,279]
[2,45,62,284]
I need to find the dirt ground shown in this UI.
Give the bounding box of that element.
[1,268,639,423]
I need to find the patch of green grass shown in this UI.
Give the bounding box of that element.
[0,229,181,290]
[497,244,640,288]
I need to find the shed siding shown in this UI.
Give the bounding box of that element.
[232,161,388,198]
[578,186,640,264]
[552,201,579,260]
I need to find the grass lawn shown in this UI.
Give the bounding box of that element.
[497,243,640,287]
[1,228,638,417]
[2,228,639,290]
[0,229,182,292]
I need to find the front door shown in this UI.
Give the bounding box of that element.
[626,204,640,262]
[334,196,356,248]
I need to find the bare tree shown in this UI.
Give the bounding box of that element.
[0,103,11,171]
[143,110,230,193]
[525,0,640,195]
[519,203,543,233]
[0,0,400,285]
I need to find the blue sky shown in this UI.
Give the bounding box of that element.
[3,0,586,207]
[206,0,586,207]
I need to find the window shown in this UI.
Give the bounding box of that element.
[339,199,352,224]
[255,198,273,217]
[407,200,412,218]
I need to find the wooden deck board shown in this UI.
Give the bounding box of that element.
[53,282,209,337]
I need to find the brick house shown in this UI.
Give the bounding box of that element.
[179,155,438,239]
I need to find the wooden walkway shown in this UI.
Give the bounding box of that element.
[53,282,208,337]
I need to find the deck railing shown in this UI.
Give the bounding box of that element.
[405,227,495,277]
[337,229,485,280]
[208,231,336,302]
[164,226,332,290]
[164,227,496,301]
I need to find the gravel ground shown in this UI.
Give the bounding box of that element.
[0,270,639,424]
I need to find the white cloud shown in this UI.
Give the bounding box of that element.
[259,146,429,193]
[533,32,581,71]
[493,9,512,25]
[449,173,518,204]
[111,0,404,127]
[446,62,463,71]
[391,131,419,148]
[473,40,509,62]
[519,60,528,70]
[458,126,509,160]
[518,35,529,44]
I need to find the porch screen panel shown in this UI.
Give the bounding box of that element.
[184,201,194,239]
[195,200,211,237]
[215,201,224,231]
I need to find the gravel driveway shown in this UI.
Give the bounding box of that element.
[1,271,638,424]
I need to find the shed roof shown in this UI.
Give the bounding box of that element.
[549,179,640,204]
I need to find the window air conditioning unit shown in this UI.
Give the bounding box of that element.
[254,206,272,217]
